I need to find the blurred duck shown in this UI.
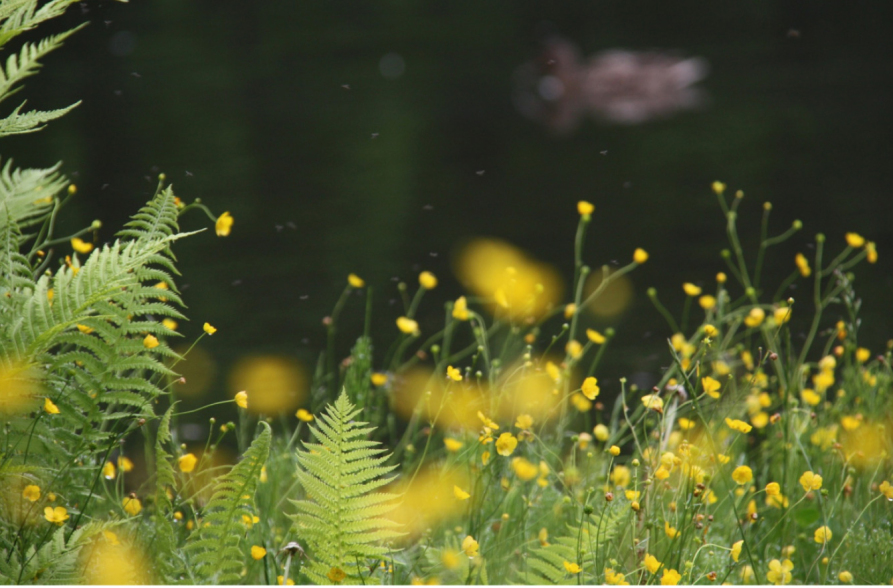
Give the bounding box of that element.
[514,36,709,133]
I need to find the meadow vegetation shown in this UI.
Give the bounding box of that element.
[1,2,891,585]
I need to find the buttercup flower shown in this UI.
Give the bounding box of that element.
[396,317,419,334]
[702,376,721,399]
[453,485,470,500]
[123,496,142,516]
[744,308,765,327]
[215,212,233,237]
[251,545,267,560]
[296,408,314,422]
[44,506,69,525]
[767,559,793,585]
[581,377,600,400]
[71,237,93,254]
[609,445,621,457]
[732,465,753,485]
[725,418,753,434]
[664,520,679,539]
[564,561,582,574]
[799,471,822,492]
[641,394,663,413]
[866,241,877,263]
[452,296,469,321]
[593,424,609,442]
[845,232,865,248]
[370,372,388,386]
[682,283,701,296]
[102,461,116,480]
[235,390,248,409]
[23,485,41,502]
[418,271,437,289]
[495,433,518,456]
[444,438,463,452]
[712,181,726,195]
[795,253,811,277]
[347,273,365,288]
[644,554,661,574]
[203,322,217,335]
[44,397,60,414]
[699,295,716,310]
[178,453,198,473]
[633,248,649,264]
[765,482,781,496]
[730,540,743,562]
[879,480,893,500]
[814,525,832,544]
[661,568,681,585]
[143,334,159,349]
[515,414,533,430]
[118,456,134,472]
[327,567,346,582]
[839,571,853,583]
[462,535,479,557]
[586,329,606,344]
[446,365,462,382]
[577,200,594,216]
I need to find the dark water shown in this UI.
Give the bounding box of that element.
[8,1,893,414]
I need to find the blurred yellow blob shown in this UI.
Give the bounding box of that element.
[494,367,562,424]
[583,269,633,317]
[229,356,307,415]
[841,421,892,468]
[172,345,217,399]
[392,368,486,429]
[80,534,152,584]
[0,361,40,416]
[454,238,563,320]
[387,467,470,539]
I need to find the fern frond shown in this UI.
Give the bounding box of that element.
[0,99,79,138]
[291,390,402,585]
[0,0,81,51]
[0,158,66,235]
[0,25,82,105]
[184,422,271,584]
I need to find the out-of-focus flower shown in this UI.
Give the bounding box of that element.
[512,458,538,481]
[702,376,721,399]
[453,485,470,500]
[71,238,93,254]
[799,471,822,492]
[444,438,463,452]
[712,181,726,195]
[203,323,217,335]
[515,414,534,430]
[215,212,233,237]
[633,248,649,264]
[347,273,365,288]
[661,568,681,585]
[22,485,41,502]
[766,482,780,496]
[143,335,159,349]
[581,377,599,400]
[462,535,479,557]
[178,453,198,473]
[44,506,69,524]
[102,462,116,480]
[682,283,701,297]
[452,296,470,321]
[845,233,865,248]
[766,559,793,585]
[229,356,307,415]
[564,561,582,574]
[44,397,60,414]
[123,496,142,516]
[814,525,832,544]
[496,433,518,456]
[371,372,388,387]
[577,201,594,216]
[644,554,661,574]
[396,317,419,334]
[725,418,752,434]
[744,308,765,328]
[641,394,663,413]
[593,424,609,442]
[234,391,248,409]
[730,540,743,562]
[296,408,314,422]
[446,366,463,382]
[419,271,437,290]
[732,466,753,485]
[795,253,811,277]
[251,545,267,560]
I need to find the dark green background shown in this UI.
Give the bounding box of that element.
[7,1,892,409]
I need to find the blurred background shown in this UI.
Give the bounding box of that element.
[6,1,892,429]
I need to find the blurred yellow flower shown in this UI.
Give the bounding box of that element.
[661,568,681,585]
[296,408,314,422]
[855,347,871,363]
[641,394,663,413]
[327,567,346,582]
[664,520,679,539]
[215,212,233,237]
[162,318,178,330]
[452,296,469,321]
[118,456,134,472]
[682,283,701,296]
[730,540,743,562]
[571,393,591,412]
[744,308,765,328]
[581,377,599,400]
[774,306,791,325]
[102,461,116,480]
[444,438,463,452]
[866,241,877,263]
[699,295,716,310]
[845,232,865,248]
[396,317,419,334]
[22,485,40,502]
[678,418,695,430]
[766,482,780,496]
[799,471,822,492]
[702,376,721,399]
[801,389,821,406]
[251,545,267,560]
[178,453,198,473]
[586,329,605,344]
[712,181,726,195]
[611,465,631,488]
[767,559,793,585]
[879,480,893,500]
[814,525,832,544]
[123,496,142,516]
[593,424,609,442]
[453,485,470,500]
[577,200,594,216]
[419,271,437,289]
[462,535,479,557]
[515,414,533,429]
[511,457,538,481]
[446,365,462,382]
[44,506,68,525]
[725,418,752,434]
[370,372,388,387]
[795,253,811,277]
[605,568,629,585]
[203,322,217,335]
[644,554,661,574]
[495,433,518,456]
[839,571,853,583]
[732,466,753,485]
[633,248,649,264]
[347,273,365,288]
[143,334,159,349]
[278,576,295,585]
[71,237,93,254]
[77,324,93,334]
[564,561,582,574]
[609,445,620,457]
[44,397,60,414]
[235,390,248,409]
[566,340,582,359]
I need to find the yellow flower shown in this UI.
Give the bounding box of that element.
[767,559,793,585]
[296,408,314,422]
[644,554,661,574]
[609,445,621,457]
[571,393,591,412]
[419,271,437,289]
[839,571,853,583]
[581,377,600,400]
[102,461,116,480]
[477,411,499,430]
[593,424,609,442]
[577,200,594,216]
[370,372,388,387]
[446,365,462,382]
[215,212,233,237]
[633,248,649,264]
[44,506,69,525]
[725,418,753,434]
[605,568,629,585]
[510,457,538,481]
[327,567,347,582]
[444,438,463,452]
[481,451,490,465]
[203,322,217,335]
[732,465,753,485]
[71,237,93,254]
[799,471,822,492]
[251,545,267,560]
[855,347,871,363]
[712,181,726,195]
[515,414,533,430]
[678,417,695,430]
[801,388,822,406]
[879,480,893,500]
[661,568,681,585]
[178,453,198,473]
[347,273,365,288]
[654,466,670,481]
[766,482,780,496]
[611,465,631,487]
[495,433,518,456]
[841,415,861,431]
[123,496,142,516]
[43,397,60,414]
[564,561,582,574]
[702,376,721,399]
[586,329,606,344]
[641,394,663,413]
[664,520,679,539]
[698,295,717,311]
[814,525,832,544]
[766,493,789,509]
[162,318,178,330]
[462,535,479,557]
[730,540,743,562]
[235,390,248,409]
[278,576,295,585]
[564,303,577,319]
[866,241,877,263]
[77,324,94,334]
[143,334,159,349]
[795,253,811,277]
[452,296,469,320]
[22,485,41,502]
[453,485,470,500]
[396,316,419,334]
[744,308,765,327]
[773,306,792,325]
[566,340,582,359]
[682,283,702,296]
[118,456,134,472]
[845,232,865,248]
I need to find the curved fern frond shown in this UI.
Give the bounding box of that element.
[184,422,271,584]
[291,390,402,585]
